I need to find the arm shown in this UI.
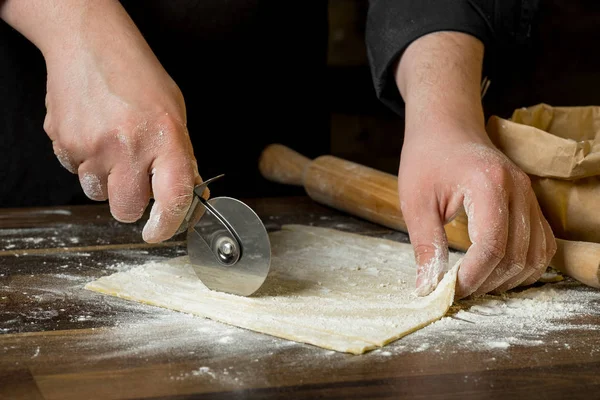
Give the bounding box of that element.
[395,31,556,298]
[365,0,540,116]
[0,0,201,242]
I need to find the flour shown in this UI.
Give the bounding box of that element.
[387,279,600,354]
[142,203,162,242]
[82,225,600,360]
[74,308,302,362]
[25,264,598,383]
[54,148,76,173]
[413,239,447,297]
[84,225,463,355]
[191,367,216,378]
[4,221,600,385]
[0,231,80,249]
[80,172,104,200]
[171,366,239,382]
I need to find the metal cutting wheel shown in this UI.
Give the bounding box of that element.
[175,175,271,296]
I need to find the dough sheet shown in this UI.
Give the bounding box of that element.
[85,224,462,354]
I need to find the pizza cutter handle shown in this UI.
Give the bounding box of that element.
[174,174,226,236]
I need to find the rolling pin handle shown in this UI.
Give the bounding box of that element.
[258,144,312,186]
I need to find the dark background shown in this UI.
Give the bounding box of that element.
[0,0,599,207]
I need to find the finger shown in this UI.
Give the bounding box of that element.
[107,164,152,223]
[520,261,547,287]
[51,142,79,174]
[401,197,449,297]
[142,153,200,243]
[521,202,557,286]
[147,159,207,201]
[455,188,509,299]
[494,192,546,292]
[78,161,108,201]
[471,191,530,296]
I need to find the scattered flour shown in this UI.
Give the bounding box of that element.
[391,280,600,354]
[218,336,234,344]
[4,231,600,385]
[0,234,79,249]
[32,209,72,216]
[6,266,600,383]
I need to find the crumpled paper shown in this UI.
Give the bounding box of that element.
[486,103,600,243]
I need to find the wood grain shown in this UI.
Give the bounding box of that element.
[2,199,600,399]
[552,238,600,288]
[258,143,311,186]
[0,240,184,257]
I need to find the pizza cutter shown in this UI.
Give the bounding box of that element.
[175,175,271,296]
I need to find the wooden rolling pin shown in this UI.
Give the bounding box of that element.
[258,143,600,289]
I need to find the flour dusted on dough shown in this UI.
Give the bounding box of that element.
[84,224,462,354]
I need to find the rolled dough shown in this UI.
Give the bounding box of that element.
[85,224,462,354]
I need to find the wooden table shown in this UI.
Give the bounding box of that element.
[2,196,600,399]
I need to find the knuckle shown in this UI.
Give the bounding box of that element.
[156,114,185,136]
[530,255,547,275]
[53,134,77,155]
[113,126,141,154]
[483,163,511,186]
[508,262,525,275]
[166,189,193,216]
[114,114,188,156]
[43,116,55,138]
[151,114,189,151]
[513,169,531,187]
[491,262,523,284]
[478,239,506,264]
[484,162,531,192]
[52,146,77,173]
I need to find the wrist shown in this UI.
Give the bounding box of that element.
[395,31,487,144]
[404,93,485,136]
[0,0,137,59]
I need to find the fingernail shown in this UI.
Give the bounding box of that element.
[81,172,103,200]
[55,148,77,173]
[414,274,436,296]
[142,203,162,243]
[414,256,448,297]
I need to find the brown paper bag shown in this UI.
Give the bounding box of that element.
[486,103,600,244]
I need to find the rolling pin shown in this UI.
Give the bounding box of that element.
[258,143,600,289]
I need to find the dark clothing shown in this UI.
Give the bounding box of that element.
[3,1,600,208]
[0,1,329,207]
[365,0,541,117]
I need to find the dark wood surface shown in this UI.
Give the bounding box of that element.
[2,196,600,399]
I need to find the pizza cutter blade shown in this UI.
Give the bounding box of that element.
[175,175,271,296]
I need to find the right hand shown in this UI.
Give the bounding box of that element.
[398,124,557,298]
[40,2,202,243]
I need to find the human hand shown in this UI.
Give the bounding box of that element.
[392,31,556,298]
[36,2,201,242]
[398,126,557,298]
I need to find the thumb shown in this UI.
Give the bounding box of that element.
[401,199,449,296]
